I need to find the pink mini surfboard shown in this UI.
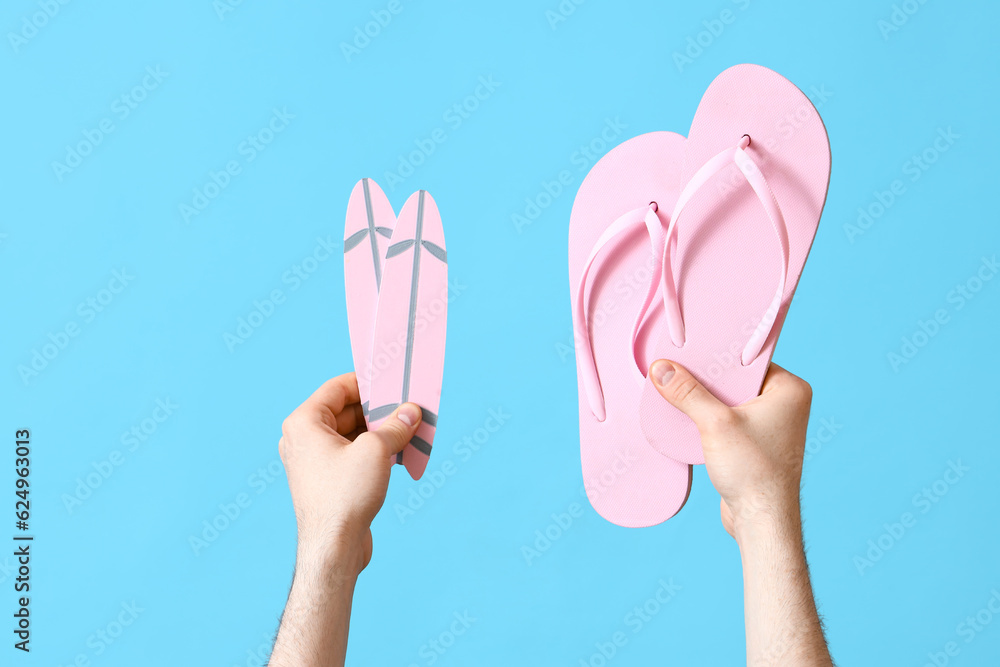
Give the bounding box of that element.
[344,178,397,418]
[367,190,448,480]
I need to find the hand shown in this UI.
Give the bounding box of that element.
[278,372,422,575]
[648,361,834,666]
[648,361,812,540]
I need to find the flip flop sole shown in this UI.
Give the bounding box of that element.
[570,131,692,528]
[639,64,831,465]
[368,190,448,480]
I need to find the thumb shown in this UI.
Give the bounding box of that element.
[371,403,422,455]
[649,360,731,432]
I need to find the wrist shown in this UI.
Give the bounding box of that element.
[295,541,364,589]
[296,523,369,580]
[729,491,802,548]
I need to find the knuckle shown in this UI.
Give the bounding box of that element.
[382,422,406,444]
[280,414,297,437]
[281,409,312,437]
[790,377,813,405]
[670,376,701,405]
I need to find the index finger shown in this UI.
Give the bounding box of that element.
[301,372,362,418]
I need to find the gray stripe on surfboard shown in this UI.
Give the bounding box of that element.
[368,403,437,426]
[361,400,369,416]
[401,191,425,402]
[387,239,415,257]
[421,240,447,263]
[362,178,383,290]
[375,226,393,238]
[409,435,432,455]
[367,403,398,421]
[344,228,369,251]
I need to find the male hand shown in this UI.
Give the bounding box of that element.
[648,361,812,539]
[278,372,422,574]
[648,361,834,665]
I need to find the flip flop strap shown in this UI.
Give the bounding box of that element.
[573,203,663,421]
[657,136,790,366]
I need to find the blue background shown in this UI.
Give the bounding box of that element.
[2,0,998,664]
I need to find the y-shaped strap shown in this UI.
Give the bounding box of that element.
[573,203,663,421]
[656,136,790,366]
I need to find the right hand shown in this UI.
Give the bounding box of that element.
[278,372,422,575]
[647,361,813,539]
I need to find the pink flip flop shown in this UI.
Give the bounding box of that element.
[367,190,448,480]
[639,64,831,465]
[344,178,397,416]
[570,130,693,528]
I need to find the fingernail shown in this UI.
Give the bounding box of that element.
[397,403,421,427]
[651,360,675,386]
